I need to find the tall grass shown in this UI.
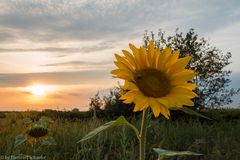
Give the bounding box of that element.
[0,112,240,160]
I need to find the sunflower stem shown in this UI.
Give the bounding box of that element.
[139,109,148,160]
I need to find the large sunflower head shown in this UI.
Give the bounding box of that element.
[111,41,197,118]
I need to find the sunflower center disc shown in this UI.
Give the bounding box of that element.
[28,127,48,138]
[134,69,171,98]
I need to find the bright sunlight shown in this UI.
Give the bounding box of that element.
[26,85,55,97]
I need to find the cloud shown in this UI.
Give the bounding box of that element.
[0,47,80,53]
[0,0,141,42]
[41,60,112,67]
[47,91,83,99]
[68,92,82,97]
[0,0,239,49]
[0,70,114,87]
[0,32,16,41]
[0,40,114,53]
[80,41,115,53]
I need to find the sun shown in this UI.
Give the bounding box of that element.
[26,85,54,97]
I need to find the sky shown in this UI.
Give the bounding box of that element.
[0,0,240,111]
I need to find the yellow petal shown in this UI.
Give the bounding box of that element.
[169,95,195,106]
[171,70,196,84]
[156,99,170,118]
[149,98,161,117]
[165,50,180,68]
[147,41,154,66]
[111,69,131,76]
[123,97,134,104]
[122,50,136,68]
[133,92,145,104]
[119,90,137,100]
[114,54,135,70]
[114,61,133,73]
[157,98,169,108]
[133,103,141,112]
[153,49,160,68]
[171,69,196,78]
[162,96,175,107]
[159,105,170,119]
[139,47,148,67]
[170,87,198,98]
[175,83,197,90]
[162,47,172,62]
[129,43,142,69]
[140,99,150,111]
[133,96,149,112]
[149,98,170,119]
[168,56,191,74]
[157,48,171,71]
[165,96,183,108]
[111,69,134,81]
[122,81,139,91]
[122,80,129,89]
[157,52,164,69]
[151,106,161,117]
[148,41,155,56]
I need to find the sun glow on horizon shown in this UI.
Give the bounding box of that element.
[26,85,55,97]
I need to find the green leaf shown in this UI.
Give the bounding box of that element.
[173,107,211,120]
[40,137,56,146]
[153,148,202,159]
[38,116,53,126]
[14,134,27,148]
[78,116,139,143]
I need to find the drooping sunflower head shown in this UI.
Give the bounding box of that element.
[111,41,197,118]
[27,124,48,138]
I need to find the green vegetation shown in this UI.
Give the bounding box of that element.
[0,109,240,160]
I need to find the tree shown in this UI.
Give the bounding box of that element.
[103,87,135,116]
[89,87,137,117]
[72,108,80,112]
[143,28,239,109]
[89,92,103,117]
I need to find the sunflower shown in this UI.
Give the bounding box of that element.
[26,124,48,145]
[111,41,197,118]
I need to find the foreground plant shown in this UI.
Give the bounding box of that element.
[15,116,56,154]
[79,41,204,159]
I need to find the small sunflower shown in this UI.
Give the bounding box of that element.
[111,41,197,118]
[27,124,48,145]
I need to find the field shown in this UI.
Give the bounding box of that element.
[0,109,240,160]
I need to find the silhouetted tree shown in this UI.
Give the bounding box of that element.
[72,108,80,112]
[89,92,103,117]
[103,88,135,116]
[143,28,239,109]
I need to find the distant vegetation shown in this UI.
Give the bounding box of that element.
[39,108,240,121]
[0,112,6,119]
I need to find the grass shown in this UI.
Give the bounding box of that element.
[0,110,240,160]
